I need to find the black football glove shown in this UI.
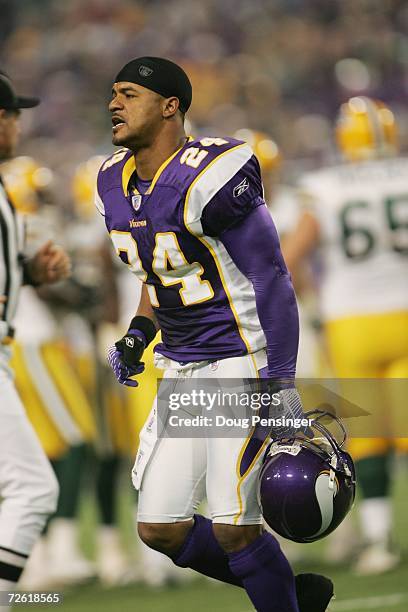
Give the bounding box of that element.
[107,316,156,387]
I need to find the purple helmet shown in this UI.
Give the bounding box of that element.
[259,410,356,543]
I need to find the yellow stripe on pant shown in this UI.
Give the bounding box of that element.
[11,340,96,460]
[324,310,408,460]
[40,342,96,441]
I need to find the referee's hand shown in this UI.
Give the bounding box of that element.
[27,241,71,285]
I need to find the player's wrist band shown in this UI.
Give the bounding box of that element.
[128,329,147,347]
[128,315,157,348]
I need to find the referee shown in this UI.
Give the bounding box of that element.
[0,72,70,609]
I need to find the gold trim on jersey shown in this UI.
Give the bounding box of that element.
[122,155,137,195]
[121,137,194,197]
[183,143,253,354]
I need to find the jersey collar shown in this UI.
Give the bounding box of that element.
[121,136,194,197]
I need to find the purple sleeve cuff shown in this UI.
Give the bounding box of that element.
[127,315,157,348]
[128,328,147,347]
[220,204,299,379]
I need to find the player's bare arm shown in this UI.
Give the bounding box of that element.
[281,209,320,275]
[136,283,159,330]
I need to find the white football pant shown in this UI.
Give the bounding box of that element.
[0,348,59,555]
[135,350,269,526]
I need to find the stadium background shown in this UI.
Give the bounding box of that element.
[1,0,408,610]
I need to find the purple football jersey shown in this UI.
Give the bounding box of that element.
[96,137,267,362]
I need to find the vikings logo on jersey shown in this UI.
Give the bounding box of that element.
[95,137,267,363]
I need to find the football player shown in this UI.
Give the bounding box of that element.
[233,130,320,380]
[2,156,98,588]
[72,155,178,587]
[232,131,320,567]
[96,56,334,611]
[3,156,96,461]
[0,72,70,609]
[282,96,408,574]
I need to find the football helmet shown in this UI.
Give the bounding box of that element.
[259,410,355,543]
[72,155,106,220]
[2,156,53,214]
[234,129,281,173]
[335,96,398,161]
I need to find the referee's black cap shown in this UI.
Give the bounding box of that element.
[0,72,39,111]
[114,57,192,114]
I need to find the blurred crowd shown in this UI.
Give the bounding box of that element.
[1,0,408,196]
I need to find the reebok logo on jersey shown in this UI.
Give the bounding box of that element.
[125,337,135,348]
[233,177,249,197]
[139,65,153,77]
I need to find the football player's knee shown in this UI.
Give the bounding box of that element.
[213,523,262,553]
[27,466,59,516]
[137,522,190,555]
[34,468,59,515]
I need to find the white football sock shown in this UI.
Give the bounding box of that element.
[359,497,392,544]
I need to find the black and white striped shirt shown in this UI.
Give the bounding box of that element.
[0,175,24,340]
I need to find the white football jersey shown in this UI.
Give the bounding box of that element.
[270,185,302,236]
[269,186,320,377]
[299,157,408,321]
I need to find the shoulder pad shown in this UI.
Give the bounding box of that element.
[181,140,258,235]
[96,149,132,198]
[182,136,246,168]
[165,137,254,195]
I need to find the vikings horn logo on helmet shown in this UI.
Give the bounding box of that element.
[259,410,356,543]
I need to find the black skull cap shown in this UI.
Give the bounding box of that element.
[114,57,192,113]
